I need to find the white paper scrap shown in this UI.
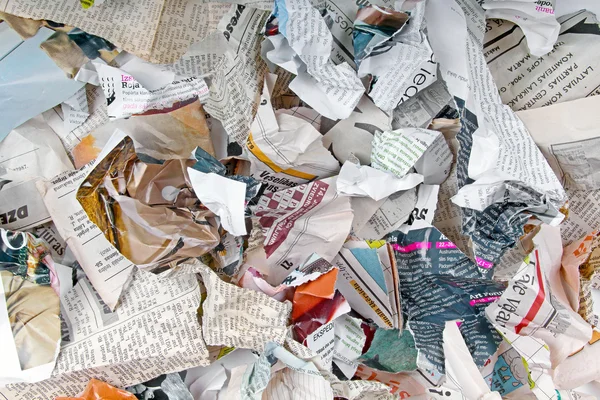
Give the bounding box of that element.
[188,168,247,236]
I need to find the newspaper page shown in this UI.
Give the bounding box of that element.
[371,127,451,185]
[147,1,230,63]
[305,321,336,371]
[0,0,230,63]
[0,269,210,399]
[436,0,566,209]
[332,315,366,379]
[0,0,163,59]
[36,165,134,310]
[485,10,600,112]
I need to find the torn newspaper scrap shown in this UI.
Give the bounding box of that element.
[77,61,209,120]
[358,328,418,373]
[355,1,437,111]
[483,0,560,57]
[426,0,567,271]
[188,168,247,236]
[249,178,353,285]
[0,266,209,399]
[263,0,364,119]
[197,261,291,351]
[389,225,505,377]
[355,188,417,240]
[486,224,593,368]
[485,10,600,111]
[292,266,351,352]
[337,161,423,201]
[333,241,402,329]
[0,116,74,231]
[517,95,600,191]
[44,85,215,167]
[247,77,340,194]
[185,349,258,399]
[37,164,134,311]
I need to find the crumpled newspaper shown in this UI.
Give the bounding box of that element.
[3,0,600,399]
